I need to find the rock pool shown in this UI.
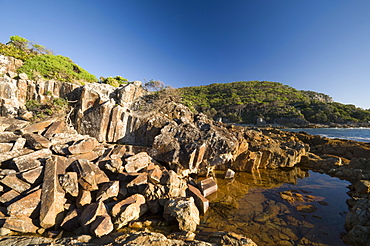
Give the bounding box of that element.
[197,167,350,246]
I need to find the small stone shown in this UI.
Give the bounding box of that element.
[296,205,318,213]
[224,169,235,179]
[198,177,218,197]
[77,190,92,208]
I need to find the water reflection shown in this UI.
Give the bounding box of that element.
[198,167,350,246]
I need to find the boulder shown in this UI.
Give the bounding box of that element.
[125,152,153,173]
[23,133,52,150]
[90,215,114,238]
[96,181,120,202]
[198,177,218,197]
[163,197,200,232]
[112,194,147,229]
[59,172,79,197]
[0,173,31,193]
[39,156,67,229]
[3,217,38,233]
[12,149,52,172]
[187,184,209,214]
[61,208,82,231]
[68,138,99,155]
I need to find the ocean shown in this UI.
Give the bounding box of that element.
[283,127,370,143]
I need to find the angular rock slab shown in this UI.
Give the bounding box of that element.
[19,166,44,184]
[23,133,52,150]
[61,208,82,231]
[125,152,153,173]
[198,177,218,197]
[187,184,209,214]
[71,159,105,191]
[13,148,52,172]
[79,201,107,228]
[68,138,99,155]
[0,173,31,193]
[39,155,67,229]
[3,216,39,233]
[59,172,79,197]
[43,120,66,139]
[112,194,147,229]
[7,189,41,218]
[90,215,114,238]
[96,181,120,202]
[163,197,200,232]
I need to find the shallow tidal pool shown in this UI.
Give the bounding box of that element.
[196,167,350,246]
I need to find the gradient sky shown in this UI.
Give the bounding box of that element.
[1,0,370,109]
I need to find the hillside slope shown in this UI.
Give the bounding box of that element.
[179,81,370,126]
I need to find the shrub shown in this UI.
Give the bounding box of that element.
[18,54,97,83]
[100,76,129,87]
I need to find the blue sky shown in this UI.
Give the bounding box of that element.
[1,0,370,109]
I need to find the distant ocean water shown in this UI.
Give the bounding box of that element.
[283,128,370,143]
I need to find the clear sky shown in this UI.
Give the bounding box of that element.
[1,0,370,109]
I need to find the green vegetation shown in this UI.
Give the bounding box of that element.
[25,97,69,122]
[1,36,97,83]
[18,55,97,82]
[179,81,370,124]
[99,76,129,87]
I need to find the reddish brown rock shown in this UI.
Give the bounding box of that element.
[7,189,41,218]
[125,152,153,173]
[3,216,38,233]
[187,184,209,214]
[21,119,56,134]
[112,194,147,229]
[77,190,92,208]
[59,172,79,197]
[224,169,235,179]
[68,138,99,155]
[39,155,67,229]
[110,145,126,159]
[0,189,21,205]
[13,148,52,172]
[0,132,21,143]
[96,181,120,202]
[90,215,114,238]
[0,148,34,163]
[23,133,52,150]
[127,173,148,194]
[19,166,44,184]
[0,143,13,152]
[79,201,107,227]
[43,120,66,139]
[61,208,82,231]
[71,159,99,191]
[66,151,99,166]
[148,166,162,184]
[11,137,26,151]
[0,173,31,193]
[198,177,218,197]
[0,117,29,131]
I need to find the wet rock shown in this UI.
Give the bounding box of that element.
[7,189,41,218]
[90,215,114,238]
[295,204,317,213]
[0,173,31,193]
[207,231,258,246]
[198,177,218,197]
[224,169,235,179]
[187,184,209,214]
[112,194,147,229]
[39,156,67,229]
[59,172,79,197]
[3,217,39,233]
[354,180,370,194]
[23,133,52,150]
[343,225,370,246]
[163,197,200,232]
[125,152,153,173]
[68,138,99,155]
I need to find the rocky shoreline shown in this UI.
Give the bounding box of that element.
[1,54,370,245]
